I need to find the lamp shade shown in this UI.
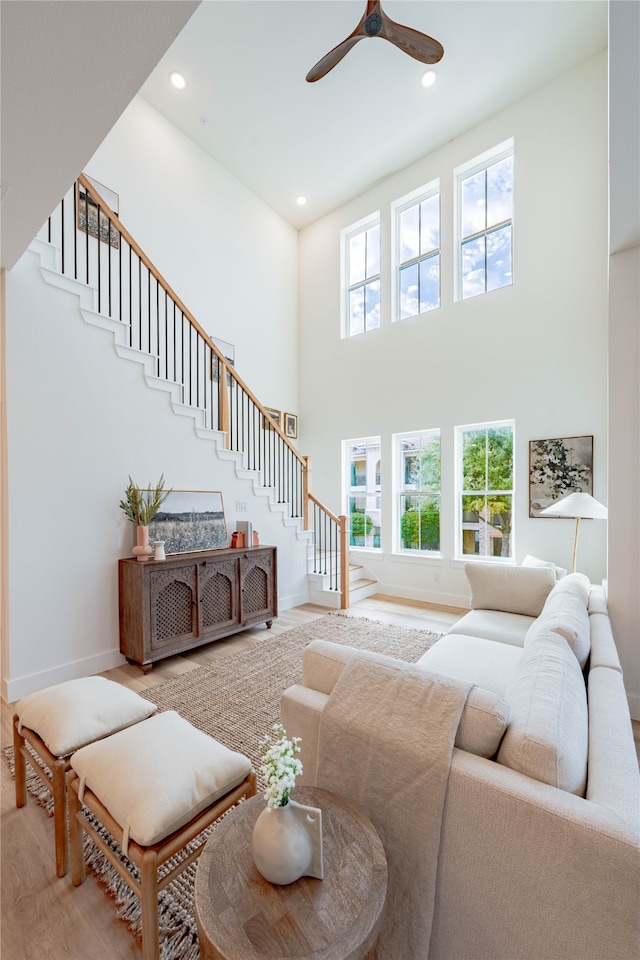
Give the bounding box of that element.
[540,492,608,520]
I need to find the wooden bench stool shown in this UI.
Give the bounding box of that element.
[13,676,157,877]
[68,709,256,960]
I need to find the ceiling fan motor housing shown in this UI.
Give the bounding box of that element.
[365,13,383,36]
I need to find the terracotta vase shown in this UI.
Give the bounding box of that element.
[251,797,323,885]
[132,525,153,562]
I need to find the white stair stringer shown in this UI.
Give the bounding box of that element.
[31,236,320,595]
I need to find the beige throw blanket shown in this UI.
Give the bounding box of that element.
[315,653,472,960]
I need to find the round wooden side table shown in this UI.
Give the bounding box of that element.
[194,786,387,960]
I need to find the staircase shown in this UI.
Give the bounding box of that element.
[34,175,378,608]
[307,557,377,608]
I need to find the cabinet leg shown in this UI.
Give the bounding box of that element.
[266,620,273,629]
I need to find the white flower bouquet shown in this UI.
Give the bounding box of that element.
[259,723,303,807]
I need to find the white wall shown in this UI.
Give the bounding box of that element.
[298,53,609,609]
[85,95,299,415]
[607,0,640,719]
[2,100,306,700]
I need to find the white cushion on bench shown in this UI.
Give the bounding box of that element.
[70,710,252,849]
[16,676,157,757]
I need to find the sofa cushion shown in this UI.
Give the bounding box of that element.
[465,562,555,617]
[497,628,588,795]
[417,633,522,698]
[70,711,252,850]
[548,571,590,606]
[522,554,567,580]
[448,609,532,648]
[526,585,591,669]
[16,676,157,757]
[302,640,509,759]
[588,613,622,672]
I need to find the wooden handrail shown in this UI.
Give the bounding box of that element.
[308,491,341,525]
[71,175,351,608]
[78,174,306,466]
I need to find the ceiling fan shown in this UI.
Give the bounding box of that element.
[306,0,444,83]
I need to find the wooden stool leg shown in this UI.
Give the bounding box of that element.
[140,850,160,960]
[68,776,86,887]
[52,759,69,878]
[12,716,27,809]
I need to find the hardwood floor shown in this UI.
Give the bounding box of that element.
[1,596,462,960]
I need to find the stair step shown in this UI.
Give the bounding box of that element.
[348,577,378,602]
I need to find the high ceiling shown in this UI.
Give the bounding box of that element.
[139,1,608,230]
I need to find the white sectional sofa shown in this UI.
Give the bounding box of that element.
[281,563,640,960]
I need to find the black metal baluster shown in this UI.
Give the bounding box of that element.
[85,194,89,285]
[60,196,66,276]
[96,203,101,313]
[181,313,186,403]
[118,224,122,325]
[147,267,151,355]
[73,184,78,280]
[138,258,142,352]
[164,292,169,381]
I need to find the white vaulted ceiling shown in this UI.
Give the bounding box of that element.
[1,0,610,268]
[139,1,608,229]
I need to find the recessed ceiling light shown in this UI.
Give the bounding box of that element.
[421,69,437,89]
[296,196,307,206]
[170,72,186,90]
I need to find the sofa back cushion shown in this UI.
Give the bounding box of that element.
[303,640,509,759]
[497,627,588,795]
[526,577,591,668]
[465,562,555,617]
[522,554,567,580]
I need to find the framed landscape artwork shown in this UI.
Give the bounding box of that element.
[148,490,229,553]
[529,435,594,518]
[284,412,298,439]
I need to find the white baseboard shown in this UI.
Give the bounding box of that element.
[2,649,126,705]
[278,590,310,612]
[372,581,469,611]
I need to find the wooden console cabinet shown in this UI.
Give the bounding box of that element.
[119,546,277,671]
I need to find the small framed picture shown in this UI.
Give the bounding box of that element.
[284,412,298,439]
[263,407,281,428]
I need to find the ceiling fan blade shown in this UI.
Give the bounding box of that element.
[306,35,365,83]
[305,1,443,82]
[379,15,444,65]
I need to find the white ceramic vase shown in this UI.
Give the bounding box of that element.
[153,540,166,561]
[251,798,323,885]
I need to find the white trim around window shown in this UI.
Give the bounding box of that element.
[391,179,440,322]
[341,212,381,338]
[454,138,514,302]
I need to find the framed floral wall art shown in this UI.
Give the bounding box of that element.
[529,435,593,517]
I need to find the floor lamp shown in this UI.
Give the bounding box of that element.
[540,492,608,573]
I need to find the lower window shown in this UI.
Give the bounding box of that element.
[457,421,514,559]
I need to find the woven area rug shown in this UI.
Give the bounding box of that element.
[5,612,442,960]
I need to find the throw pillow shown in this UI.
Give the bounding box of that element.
[465,562,555,617]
